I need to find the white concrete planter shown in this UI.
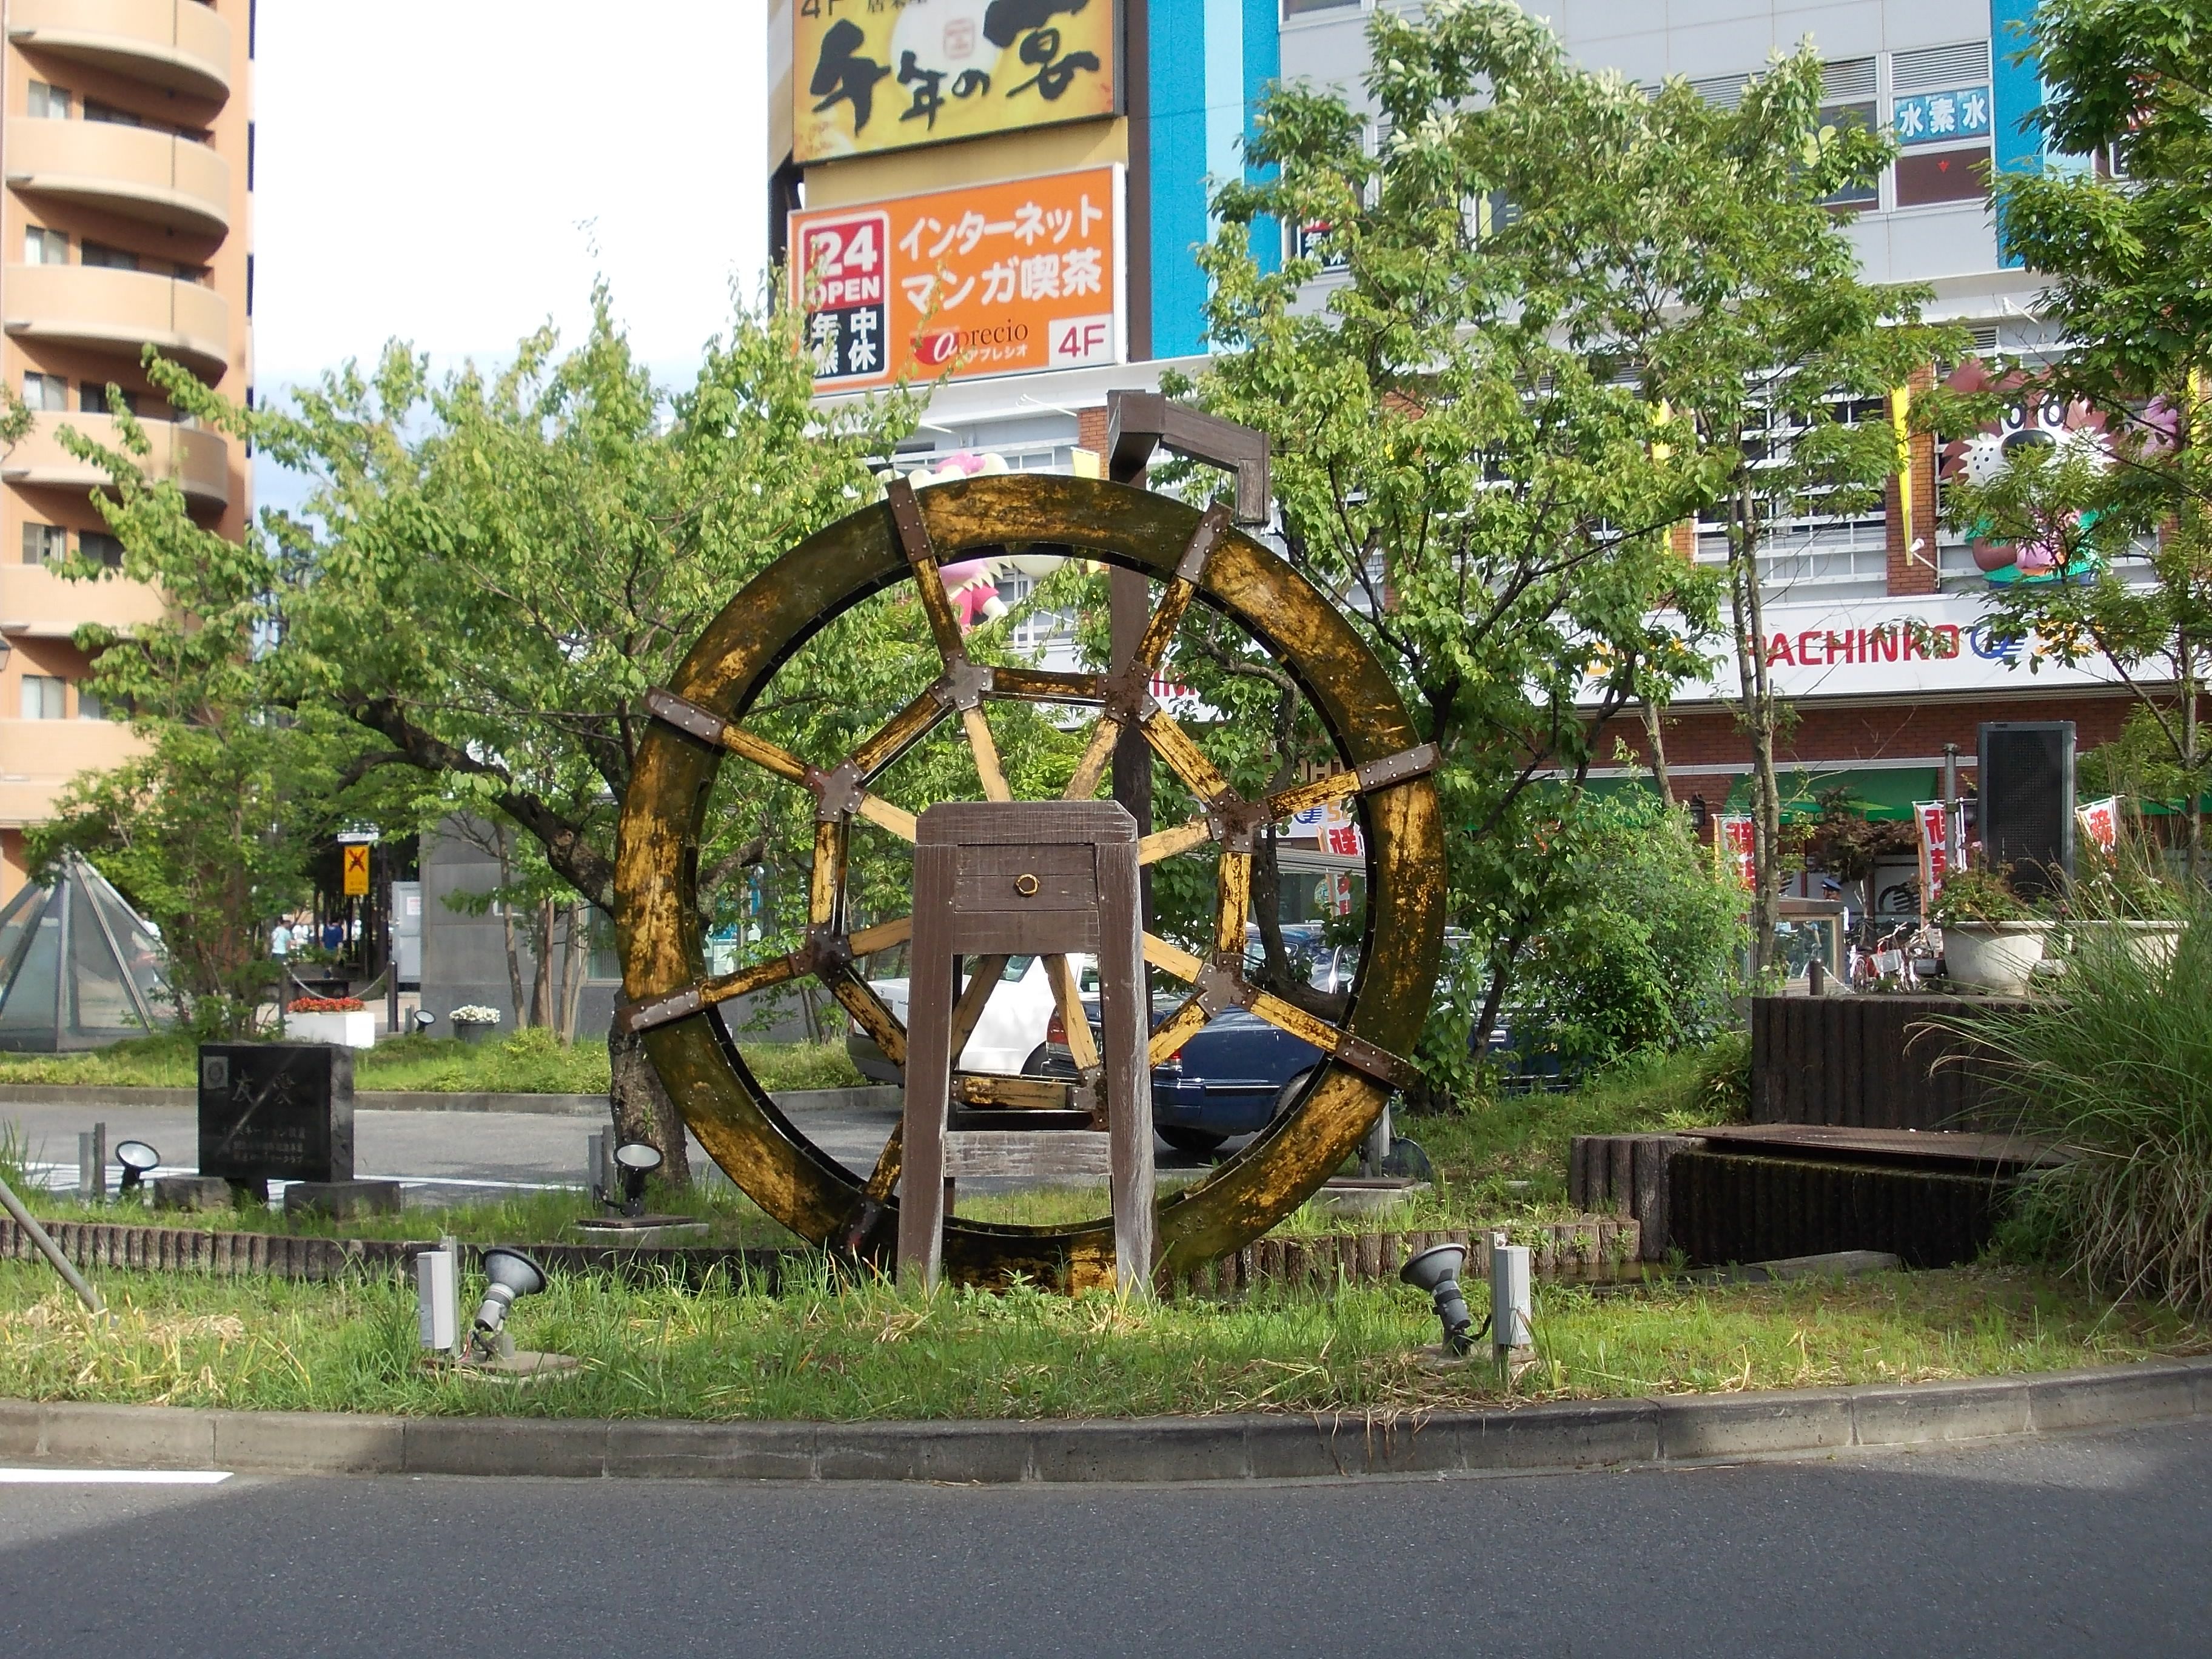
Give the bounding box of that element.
[1940,922,2049,994]
[287,1010,376,1049]
[2060,919,2187,970]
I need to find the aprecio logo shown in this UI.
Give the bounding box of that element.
[916,323,1030,367]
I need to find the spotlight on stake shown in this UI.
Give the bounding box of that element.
[113,1140,159,1195]
[1399,1242,1475,1356]
[613,1142,662,1218]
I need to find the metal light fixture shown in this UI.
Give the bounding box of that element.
[1689,794,1710,833]
[1399,1242,1476,1355]
[113,1139,159,1195]
[411,1008,437,1034]
[468,1247,547,1360]
[614,1141,662,1217]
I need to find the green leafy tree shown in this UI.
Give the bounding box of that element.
[1185,0,1726,1045]
[102,289,917,1175]
[1954,0,2212,877]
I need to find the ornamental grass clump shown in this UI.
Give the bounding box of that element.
[1965,894,2212,1310]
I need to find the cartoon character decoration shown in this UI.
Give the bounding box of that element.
[899,451,1071,630]
[1940,360,2109,586]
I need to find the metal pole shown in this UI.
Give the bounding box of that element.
[0,1171,102,1313]
[1943,742,1960,875]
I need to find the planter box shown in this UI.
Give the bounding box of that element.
[286,1010,377,1050]
[1942,922,2049,994]
[2056,919,2185,970]
[454,1021,499,1046]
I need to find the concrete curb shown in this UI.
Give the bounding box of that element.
[2,1357,2204,1484]
[0,1084,900,1117]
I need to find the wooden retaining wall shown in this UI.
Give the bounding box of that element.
[1751,994,2020,1132]
[2,1215,1640,1295]
[1666,1150,2008,1269]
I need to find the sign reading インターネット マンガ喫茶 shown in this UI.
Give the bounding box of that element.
[789,165,1124,389]
[794,0,1119,163]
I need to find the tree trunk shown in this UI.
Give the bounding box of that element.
[608,1022,692,1188]
[1728,485,1785,976]
[560,900,589,1044]
[1640,699,1674,804]
[528,897,555,1028]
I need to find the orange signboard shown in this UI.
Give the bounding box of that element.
[341,844,370,899]
[793,0,1119,163]
[790,166,1124,389]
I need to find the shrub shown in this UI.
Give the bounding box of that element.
[1960,896,2212,1309]
[287,996,364,1014]
[1928,865,2034,925]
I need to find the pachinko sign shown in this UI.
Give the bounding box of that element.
[790,166,1124,389]
[1914,800,1952,916]
[794,0,1119,163]
[1716,815,1756,892]
[2077,796,2120,854]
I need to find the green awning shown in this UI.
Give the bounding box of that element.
[1722,767,1939,823]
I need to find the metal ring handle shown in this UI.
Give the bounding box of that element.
[1013,873,1040,897]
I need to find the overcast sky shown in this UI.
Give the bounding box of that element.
[254,1,770,404]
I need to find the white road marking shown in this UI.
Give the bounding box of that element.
[0,1468,232,1484]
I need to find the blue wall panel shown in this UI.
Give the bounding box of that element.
[1148,0,1212,357]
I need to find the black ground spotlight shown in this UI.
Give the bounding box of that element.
[468,1247,548,1360]
[1399,1242,1476,1355]
[113,1139,159,1195]
[411,1009,437,1034]
[614,1141,663,1218]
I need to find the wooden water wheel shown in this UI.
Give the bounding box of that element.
[614,472,1445,1289]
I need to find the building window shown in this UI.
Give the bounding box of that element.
[1889,42,1993,209]
[23,227,67,266]
[80,383,138,416]
[19,677,66,722]
[82,99,143,127]
[1282,0,1361,15]
[79,532,125,570]
[22,374,68,412]
[79,242,139,271]
[26,82,70,119]
[1895,147,1990,206]
[21,524,67,566]
[76,688,106,722]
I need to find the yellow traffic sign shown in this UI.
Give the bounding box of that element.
[342,844,370,897]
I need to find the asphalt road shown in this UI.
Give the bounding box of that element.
[3,1420,2208,1658]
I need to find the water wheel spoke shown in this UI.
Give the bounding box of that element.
[1214,851,1252,957]
[855,1120,904,1208]
[1141,933,1205,983]
[645,689,811,786]
[1044,953,1099,1070]
[1139,706,1234,805]
[1266,741,1443,819]
[887,477,970,665]
[948,954,1014,1058]
[962,704,1014,802]
[1147,994,1210,1066]
[848,914,913,957]
[1138,817,1215,864]
[856,793,918,842]
[825,967,907,1068]
[1130,502,1230,672]
[809,818,848,930]
[990,666,1105,705]
[1063,716,1121,800]
[850,686,950,780]
[1238,988,1408,1087]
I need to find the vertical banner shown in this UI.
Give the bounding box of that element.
[1716,815,1756,892]
[1914,800,1951,916]
[2076,796,2120,854]
[791,166,1124,388]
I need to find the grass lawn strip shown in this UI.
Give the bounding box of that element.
[0,1259,2197,1421]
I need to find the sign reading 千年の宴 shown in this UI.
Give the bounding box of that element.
[790,166,1124,389]
[794,0,1119,163]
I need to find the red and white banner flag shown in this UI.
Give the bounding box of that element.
[2077,796,2120,854]
[1914,800,1951,917]
[1717,814,1756,891]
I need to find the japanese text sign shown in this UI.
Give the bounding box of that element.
[1893,85,1991,146]
[1717,815,1756,893]
[791,166,1124,388]
[2077,796,2120,854]
[1914,801,1951,914]
[341,844,370,898]
[796,0,1118,163]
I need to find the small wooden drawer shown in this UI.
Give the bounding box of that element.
[954,842,1097,911]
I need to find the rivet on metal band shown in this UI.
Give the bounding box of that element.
[644,687,727,746]
[1175,501,1233,584]
[885,477,933,565]
[1353,742,1441,793]
[617,984,705,1035]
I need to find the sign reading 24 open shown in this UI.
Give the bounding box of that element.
[790,166,1124,390]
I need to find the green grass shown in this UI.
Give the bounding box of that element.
[0,1030,865,1096]
[0,1256,2195,1419]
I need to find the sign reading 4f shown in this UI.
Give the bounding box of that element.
[794,0,1119,164]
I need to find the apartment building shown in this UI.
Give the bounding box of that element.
[0,0,252,895]
[772,0,2139,825]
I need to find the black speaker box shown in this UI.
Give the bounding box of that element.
[1977,722,2075,899]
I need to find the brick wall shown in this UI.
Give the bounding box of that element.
[1076,405,1110,455]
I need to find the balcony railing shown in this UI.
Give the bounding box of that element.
[0,411,230,512]
[0,561,168,638]
[2,262,230,380]
[4,117,230,238]
[6,0,232,102]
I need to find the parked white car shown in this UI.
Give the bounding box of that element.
[846,953,1094,1084]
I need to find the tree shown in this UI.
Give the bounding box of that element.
[1958,0,2212,877]
[23,402,361,1034]
[112,287,918,1174]
[1185,0,1725,1048]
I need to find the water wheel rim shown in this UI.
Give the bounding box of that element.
[616,472,1445,1289]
